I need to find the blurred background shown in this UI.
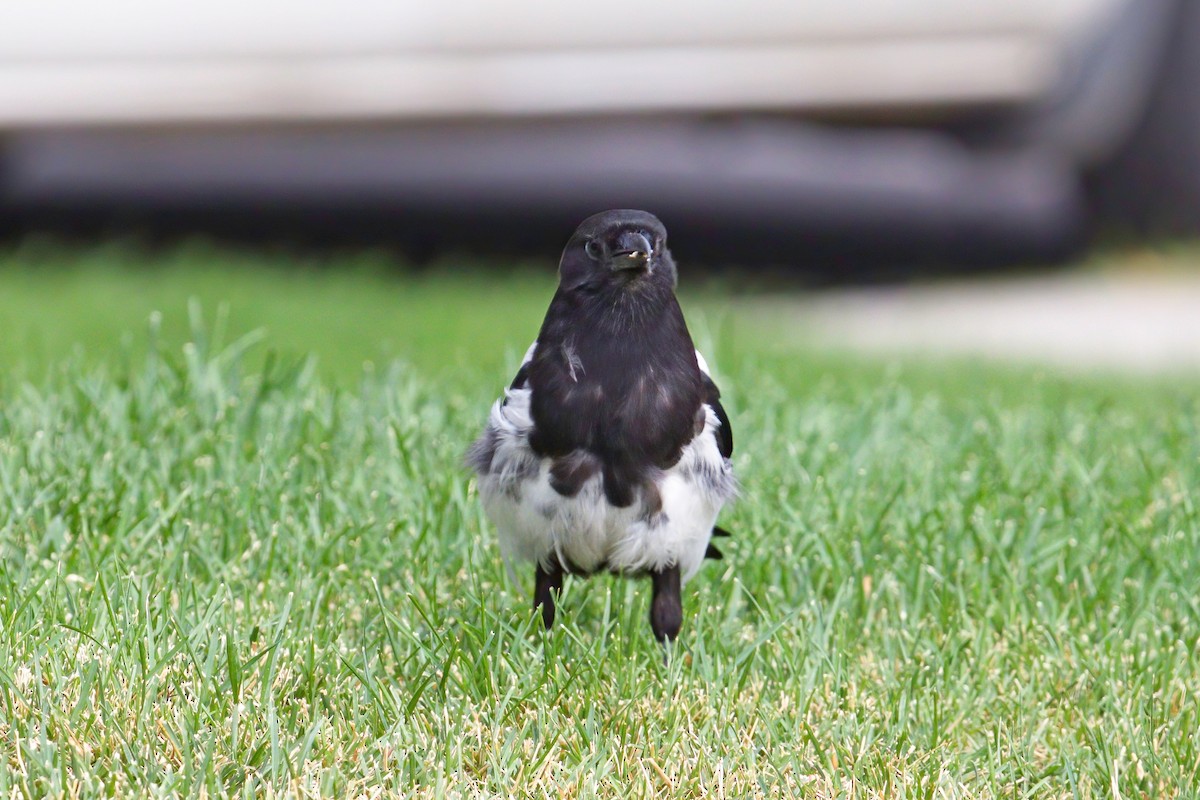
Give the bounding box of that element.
[2,0,1199,370]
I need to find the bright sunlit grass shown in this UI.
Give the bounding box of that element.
[1,242,1198,797]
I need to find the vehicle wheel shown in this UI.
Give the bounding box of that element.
[1087,0,1200,234]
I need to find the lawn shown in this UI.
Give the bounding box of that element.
[1,242,1198,798]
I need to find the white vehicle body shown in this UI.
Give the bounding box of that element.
[0,1,1125,125]
[0,0,1191,263]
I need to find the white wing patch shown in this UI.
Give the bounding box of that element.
[521,341,538,367]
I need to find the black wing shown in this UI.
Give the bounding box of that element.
[701,373,733,459]
[702,377,733,560]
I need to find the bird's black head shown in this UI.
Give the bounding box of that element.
[557,209,676,292]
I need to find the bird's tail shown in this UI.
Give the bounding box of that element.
[705,525,733,559]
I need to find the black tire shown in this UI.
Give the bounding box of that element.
[0,138,13,239]
[1087,0,1200,234]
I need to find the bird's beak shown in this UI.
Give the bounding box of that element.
[609,231,653,271]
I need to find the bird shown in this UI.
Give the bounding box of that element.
[467,209,735,644]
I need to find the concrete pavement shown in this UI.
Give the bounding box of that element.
[781,270,1200,374]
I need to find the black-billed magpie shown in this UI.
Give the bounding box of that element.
[468,209,735,644]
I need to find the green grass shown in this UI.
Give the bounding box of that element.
[2,243,1199,797]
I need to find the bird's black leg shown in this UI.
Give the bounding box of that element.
[649,566,683,645]
[534,559,564,630]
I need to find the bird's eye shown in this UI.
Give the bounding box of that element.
[584,239,602,261]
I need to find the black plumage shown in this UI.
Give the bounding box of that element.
[469,209,736,644]
[526,211,703,508]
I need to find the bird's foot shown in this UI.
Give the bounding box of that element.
[650,565,682,645]
[534,560,564,630]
